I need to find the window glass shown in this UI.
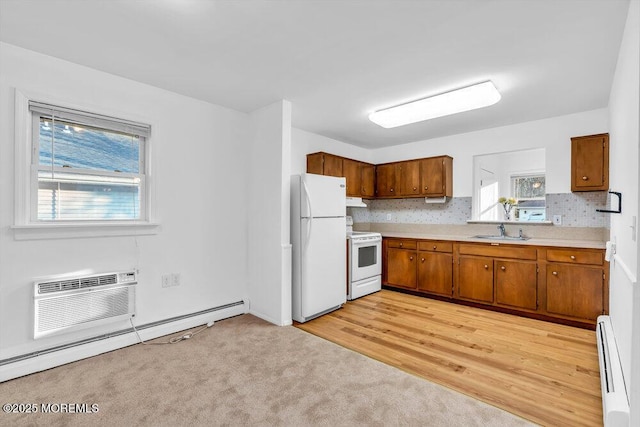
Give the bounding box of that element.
[38,118,140,173]
[31,103,147,222]
[513,175,545,199]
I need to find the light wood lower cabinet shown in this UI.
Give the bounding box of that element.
[387,248,417,289]
[418,252,453,296]
[458,256,494,303]
[495,260,537,310]
[383,238,607,328]
[546,263,604,321]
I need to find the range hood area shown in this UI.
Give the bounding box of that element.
[346,197,367,208]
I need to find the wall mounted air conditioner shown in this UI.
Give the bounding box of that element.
[34,271,137,339]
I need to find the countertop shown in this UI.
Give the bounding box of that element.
[379,231,606,249]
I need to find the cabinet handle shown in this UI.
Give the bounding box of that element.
[390,188,394,192]
[424,186,428,190]
[501,266,506,271]
[552,271,558,276]
[582,176,589,181]
[484,264,489,269]
[399,242,403,247]
[433,245,437,250]
[570,255,576,260]
[413,187,417,191]
[421,258,425,263]
[409,256,414,261]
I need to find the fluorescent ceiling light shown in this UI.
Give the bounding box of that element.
[369,81,501,128]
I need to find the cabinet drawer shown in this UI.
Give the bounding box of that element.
[546,249,603,266]
[459,243,536,260]
[387,239,417,249]
[418,241,453,253]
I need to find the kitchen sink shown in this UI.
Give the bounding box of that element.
[472,234,531,241]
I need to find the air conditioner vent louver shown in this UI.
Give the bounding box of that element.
[38,274,120,294]
[80,274,116,288]
[38,282,63,294]
[34,271,137,339]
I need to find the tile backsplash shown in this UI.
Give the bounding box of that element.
[350,192,610,228]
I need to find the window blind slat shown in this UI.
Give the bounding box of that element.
[29,101,150,138]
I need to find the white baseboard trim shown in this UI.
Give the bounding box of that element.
[0,303,245,383]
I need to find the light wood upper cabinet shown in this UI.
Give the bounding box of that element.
[361,163,376,198]
[571,133,609,192]
[307,152,452,199]
[400,160,421,196]
[374,156,453,199]
[375,163,398,197]
[342,158,362,197]
[306,152,324,175]
[306,152,375,198]
[306,152,343,177]
[421,156,453,197]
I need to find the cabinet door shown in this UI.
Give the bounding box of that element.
[323,154,343,177]
[495,260,537,310]
[342,159,362,197]
[458,256,494,303]
[571,134,609,191]
[307,153,324,175]
[546,264,603,320]
[400,160,421,196]
[387,248,417,289]
[376,163,398,197]
[361,164,375,198]
[420,157,445,197]
[418,252,453,296]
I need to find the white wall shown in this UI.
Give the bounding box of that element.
[291,128,372,175]
[0,43,250,360]
[607,0,640,423]
[371,109,609,197]
[247,100,293,326]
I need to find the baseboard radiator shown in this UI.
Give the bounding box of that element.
[596,315,630,427]
[34,271,137,339]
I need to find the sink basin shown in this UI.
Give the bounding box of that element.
[472,235,531,241]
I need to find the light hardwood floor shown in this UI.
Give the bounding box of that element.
[296,289,602,427]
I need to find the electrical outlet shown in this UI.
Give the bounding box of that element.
[161,274,171,288]
[386,214,392,221]
[553,215,562,225]
[172,273,181,287]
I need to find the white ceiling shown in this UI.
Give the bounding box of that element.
[0,0,630,148]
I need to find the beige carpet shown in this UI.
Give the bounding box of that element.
[0,314,534,426]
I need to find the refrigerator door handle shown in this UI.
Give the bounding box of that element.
[302,179,313,250]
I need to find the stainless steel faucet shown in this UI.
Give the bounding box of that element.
[497,223,506,237]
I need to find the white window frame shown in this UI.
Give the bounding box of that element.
[13,89,159,240]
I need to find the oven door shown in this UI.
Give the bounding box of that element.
[350,236,382,282]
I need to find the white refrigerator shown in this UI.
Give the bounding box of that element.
[291,173,347,323]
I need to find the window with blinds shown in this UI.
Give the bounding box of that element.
[29,101,150,222]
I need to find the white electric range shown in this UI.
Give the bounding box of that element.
[346,224,382,300]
